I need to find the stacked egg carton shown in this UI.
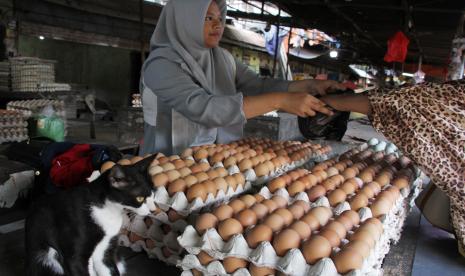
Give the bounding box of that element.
[0,109,28,143]
[177,147,422,275]
[6,99,66,118]
[109,139,332,265]
[0,61,10,91]
[10,57,55,92]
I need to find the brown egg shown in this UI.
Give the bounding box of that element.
[358,222,382,239]
[218,218,244,241]
[236,209,258,227]
[186,183,207,202]
[191,269,202,276]
[168,179,187,196]
[288,204,305,219]
[342,168,358,179]
[301,214,320,231]
[254,194,265,203]
[100,161,115,173]
[215,167,229,178]
[350,193,369,211]
[301,236,332,264]
[272,229,301,256]
[318,229,341,247]
[167,208,185,222]
[289,221,312,240]
[273,208,294,226]
[173,159,186,170]
[168,155,181,161]
[197,251,214,265]
[251,203,269,219]
[344,240,371,259]
[255,163,270,177]
[184,159,195,167]
[233,173,246,187]
[321,179,336,191]
[229,199,246,214]
[129,232,144,242]
[239,159,253,171]
[178,167,191,178]
[194,149,208,161]
[328,189,347,206]
[223,257,248,273]
[336,215,353,231]
[332,249,364,274]
[349,230,376,248]
[189,164,203,174]
[223,156,237,168]
[313,170,328,182]
[194,172,209,183]
[271,196,288,208]
[246,224,273,248]
[263,214,285,232]
[181,148,193,158]
[206,170,219,180]
[248,264,275,276]
[213,205,234,221]
[161,162,176,172]
[152,173,169,187]
[289,171,301,181]
[393,177,409,189]
[293,200,310,212]
[324,221,347,239]
[307,185,326,202]
[183,175,198,187]
[130,156,144,164]
[203,180,218,196]
[359,171,374,183]
[210,153,224,163]
[287,181,306,196]
[213,177,228,193]
[301,174,318,189]
[240,194,256,208]
[167,170,181,182]
[199,162,211,172]
[148,165,164,176]
[158,156,170,165]
[370,199,391,217]
[310,207,332,227]
[225,175,238,191]
[261,199,278,213]
[341,181,356,195]
[195,213,218,235]
[268,177,286,193]
[341,210,360,226]
[360,186,375,199]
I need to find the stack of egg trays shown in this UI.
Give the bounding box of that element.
[177,143,423,275]
[119,143,334,265]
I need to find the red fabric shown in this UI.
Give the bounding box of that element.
[384,31,410,63]
[50,144,94,188]
[343,81,357,90]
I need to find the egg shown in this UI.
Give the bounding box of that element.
[213,177,228,193]
[254,194,265,203]
[246,224,273,248]
[323,221,347,239]
[194,213,218,235]
[128,232,144,242]
[158,156,170,165]
[239,194,256,208]
[328,189,347,206]
[309,207,332,227]
[238,159,253,172]
[213,205,234,221]
[199,162,210,172]
[344,240,371,259]
[273,208,294,226]
[289,171,301,181]
[167,179,187,196]
[272,229,301,256]
[340,181,356,195]
[215,167,228,178]
[268,177,286,193]
[100,161,115,173]
[251,203,269,219]
[229,199,246,214]
[181,148,193,158]
[189,164,203,174]
[194,149,208,161]
[178,167,192,178]
[248,264,275,276]
[313,170,328,182]
[393,177,409,189]
[342,168,357,179]
[288,204,305,219]
[169,155,181,161]
[349,193,369,211]
[307,185,326,202]
[261,199,278,213]
[319,228,341,247]
[218,218,244,241]
[206,170,219,180]
[301,214,320,231]
[293,200,310,212]
[117,159,132,165]
[197,251,214,265]
[183,175,198,187]
[271,196,288,208]
[364,218,384,234]
[255,163,270,177]
[358,222,382,239]
[370,199,391,217]
[289,221,311,240]
[349,230,376,248]
[263,214,285,232]
[224,175,238,191]
[167,170,181,182]
[326,167,339,176]
[203,180,218,196]
[234,173,246,187]
[336,215,353,231]
[130,156,144,164]
[210,152,224,164]
[161,162,176,172]
[235,209,257,227]
[186,183,207,202]
[332,249,364,274]
[167,209,185,222]
[173,159,186,169]
[152,173,169,187]
[301,235,332,264]
[223,156,237,168]
[366,181,381,195]
[341,210,360,226]
[223,257,248,273]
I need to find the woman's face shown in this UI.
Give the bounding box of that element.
[203,1,224,48]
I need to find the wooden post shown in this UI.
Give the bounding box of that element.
[271,8,281,78]
[139,0,145,64]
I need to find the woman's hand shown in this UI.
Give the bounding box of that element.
[278,92,334,117]
[288,79,346,96]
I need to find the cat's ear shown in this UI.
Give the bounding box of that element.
[134,154,158,173]
[108,165,129,189]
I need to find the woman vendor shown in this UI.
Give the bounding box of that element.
[140,0,345,155]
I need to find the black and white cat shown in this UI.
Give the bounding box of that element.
[26,156,156,276]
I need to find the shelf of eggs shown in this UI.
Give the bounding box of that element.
[114,138,332,265]
[177,147,422,276]
[0,109,29,143]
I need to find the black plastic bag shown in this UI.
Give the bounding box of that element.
[298,90,352,141]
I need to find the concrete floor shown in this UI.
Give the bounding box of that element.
[0,117,464,275]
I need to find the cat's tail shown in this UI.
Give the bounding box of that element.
[26,247,65,276]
